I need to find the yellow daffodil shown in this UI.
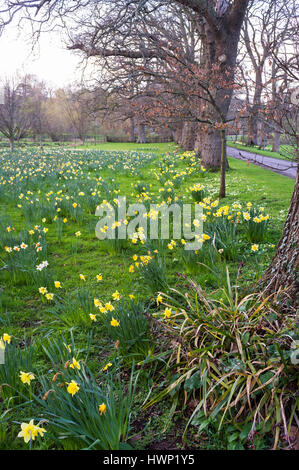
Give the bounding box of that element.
[66,380,80,396]
[19,371,35,385]
[99,403,107,415]
[105,302,114,312]
[112,291,120,301]
[110,317,120,327]
[164,307,172,318]
[2,333,11,344]
[18,420,46,443]
[69,358,81,370]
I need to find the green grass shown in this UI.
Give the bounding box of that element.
[76,141,177,154]
[227,141,296,161]
[0,142,295,450]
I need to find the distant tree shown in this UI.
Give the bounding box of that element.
[60,88,95,143]
[0,76,31,151]
[43,89,69,141]
[239,0,295,148]
[21,74,49,148]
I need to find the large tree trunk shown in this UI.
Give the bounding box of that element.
[219,129,227,198]
[174,123,183,145]
[261,168,299,307]
[199,127,222,169]
[194,123,201,153]
[136,123,146,143]
[129,117,135,142]
[9,136,14,152]
[181,121,196,150]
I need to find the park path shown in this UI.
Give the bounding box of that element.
[227,146,297,180]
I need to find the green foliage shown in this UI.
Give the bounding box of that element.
[244,206,269,242]
[32,363,139,450]
[106,300,154,364]
[146,277,298,449]
[139,256,168,295]
[0,143,295,449]
[0,342,36,402]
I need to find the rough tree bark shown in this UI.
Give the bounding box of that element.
[9,136,14,152]
[136,123,146,143]
[181,121,197,150]
[129,117,135,142]
[261,168,299,308]
[174,124,183,145]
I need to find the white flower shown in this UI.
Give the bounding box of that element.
[36,260,49,271]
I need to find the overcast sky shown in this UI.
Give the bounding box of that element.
[0,23,82,88]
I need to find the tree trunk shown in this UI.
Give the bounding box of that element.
[194,123,201,153]
[219,129,226,198]
[196,22,243,168]
[261,167,299,308]
[9,136,14,152]
[272,131,281,153]
[174,124,183,145]
[246,66,264,147]
[199,127,222,169]
[181,122,196,150]
[247,110,259,146]
[136,123,146,143]
[129,117,135,142]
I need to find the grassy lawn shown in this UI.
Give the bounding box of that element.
[0,143,296,450]
[227,141,296,161]
[76,141,176,153]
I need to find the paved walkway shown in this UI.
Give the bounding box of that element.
[227,146,297,180]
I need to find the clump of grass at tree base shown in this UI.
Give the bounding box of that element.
[145,271,298,449]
